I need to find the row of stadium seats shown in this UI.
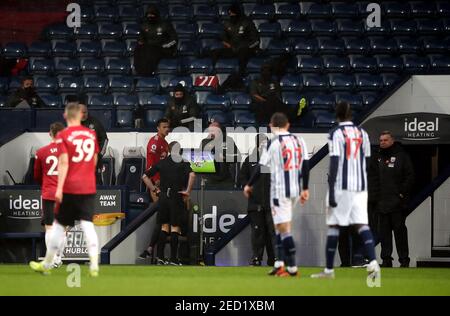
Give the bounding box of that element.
[65,2,450,24]
[3,36,450,59]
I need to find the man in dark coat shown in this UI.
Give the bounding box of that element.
[165,84,200,131]
[369,131,414,267]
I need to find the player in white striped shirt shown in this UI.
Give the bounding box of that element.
[312,102,380,280]
[244,113,310,277]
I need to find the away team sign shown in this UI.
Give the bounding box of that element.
[0,188,123,233]
[363,113,450,144]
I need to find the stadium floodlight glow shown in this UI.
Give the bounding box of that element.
[366,3,381,28]
[66,3,81,29]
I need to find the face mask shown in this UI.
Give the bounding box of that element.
[175,97,184,105]
[147,16,158,24]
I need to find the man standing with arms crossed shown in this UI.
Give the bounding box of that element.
[30,102,100,277]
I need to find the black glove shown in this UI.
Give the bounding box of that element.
[329,190,337,208]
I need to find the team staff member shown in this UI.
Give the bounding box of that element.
[239,134,275,267]
[143,142,196,265]
[30,102,100,277]
[369,131,414,267]
[165,84,200,131]
[34,122,66,268]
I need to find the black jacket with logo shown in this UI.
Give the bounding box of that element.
[250,78,282,101]
[7,88,45,108]
[82,115,108,157]
[139,19,178,50]
[239,148,270,212]
[222,17,259,51]
[368,142,415,214]
[165,95,200,130]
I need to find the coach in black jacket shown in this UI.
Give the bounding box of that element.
[369,131,414,267]
[239,134,275,266]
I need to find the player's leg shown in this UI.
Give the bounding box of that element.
[268,201,285,275]
[169,225,181,265]
[263,209,276,266]
[79,194,100,276]
[156,197,170,264]
[276,221,299,277]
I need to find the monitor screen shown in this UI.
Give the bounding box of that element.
[181,149,216,174]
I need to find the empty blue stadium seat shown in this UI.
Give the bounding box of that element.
[232,110,255,127]
[194,91,211,105]
[156,58,179,74]
[329,73,355,91]
[331,2,359,18]
[323,56,350,72]
[47,24,73,40]
[88,94,114,107]
[258,22,281,37]
[2,42,28,58]
[0,96,8,107]
[98,23,123,39]
[83,75,109,93]
[416,19,442,34]
[396,37,422,53]
[381,73,403,88]
[284,20,312,37]
[113,93,138,106]
[51,41,76,57]
[402,55,430,72]
[335,93,363,111]
[137,92,154,107]
[80,58,105,74]
[422,37,448,53]
[214,59,238,73]
[343,37,371,54]
[142,94,169,109]
[144,109,165,127]
[34,76,59,93]
[54,58,80,74]
[228,92,252,110]
[80,6,94,23]
[246,58,268,73]
[8,77,22,92]
[109,75,134,93]
[293,38,317,54]
[442,18,450,32]
[429,55,450,71]
[77,40,101,57]
[135,77,160,93]
[105,57,131,74]
[102,40,127,57]
[390,19,417,35]
[39,94,63,108]
[74,24,98,40]
[58,76,83,93]
[410,2,436,17]
[169,5,193,21]
[125,39,138,55]
[311,20,336,36]
[249,4,275,19]
[116,109,134,127]
[336,19,364,35]
[437,2,450,17]
[361,91,379,106]
[313,111,336,128]
[193,5,218,21]
[94,6,118,22]
[25,57,51,75]
[376,56,404,72]
[275,3,300,19]
[282,92,304,109]
[178,40,200,56]
[296,56,323,73]
[318,38,345,54]
[280,74,302,91]
[383,2,411,17]
[265,38,291,55]
[28,42,52,57]
[350,55,378,72]
[118,6,143,22]
[122,22,141,39]
[199,38,224,55]
[309,94,335,111]
[203,94,230,111]
[364,20,391,35]
[369,37,398,54]
[355,74,384,90]
[184,57,213,74]
[203,109,226,125]
[306,3,331,18]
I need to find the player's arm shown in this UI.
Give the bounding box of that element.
[328,132,340,207]
[179,171,196,197]
[33,154,43,185]
[142,163,160,194]
[55,153,69,203]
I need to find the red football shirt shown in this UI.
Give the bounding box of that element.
[146,134,169,182]
[34,142,59,201]
[55,125,99,195]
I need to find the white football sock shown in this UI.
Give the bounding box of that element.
[80,220,99,271]
[43,222,65,269]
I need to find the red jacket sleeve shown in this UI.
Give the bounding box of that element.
[146,138,159,170]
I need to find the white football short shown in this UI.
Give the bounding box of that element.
[271,197,299,225]
[326,190,368,226]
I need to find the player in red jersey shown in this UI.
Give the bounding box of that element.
[34,122,66,268]
[30,102,100,276]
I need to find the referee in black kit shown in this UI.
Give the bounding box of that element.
[142,141,196,265]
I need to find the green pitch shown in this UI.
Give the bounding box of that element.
[1,265,450,296]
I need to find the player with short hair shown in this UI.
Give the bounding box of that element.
[30,102,100,277]
[34,122,66,268]
[311,101,380,280]
[244,112,310,277]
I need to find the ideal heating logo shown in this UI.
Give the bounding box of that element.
[8,195,42,219]
[404,117,440,140]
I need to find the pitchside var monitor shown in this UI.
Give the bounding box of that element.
[182,149,216,174]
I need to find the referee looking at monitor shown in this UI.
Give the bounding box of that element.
[142,141,196,265]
